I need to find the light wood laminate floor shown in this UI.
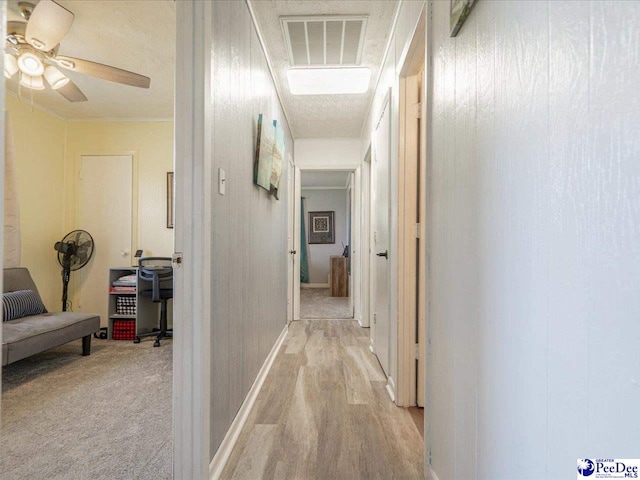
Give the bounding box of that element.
[220,320,424,480]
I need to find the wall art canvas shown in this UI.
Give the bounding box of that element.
[450,0,476,37]
[270,119,285,199]
[308,211,335,244]
[254,114,275,191]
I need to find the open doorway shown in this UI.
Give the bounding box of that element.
[1,1,176,478]
[299,170,354,319]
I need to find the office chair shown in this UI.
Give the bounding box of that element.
[134,257,173,347]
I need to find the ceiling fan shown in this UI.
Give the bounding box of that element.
[4,0,151,102]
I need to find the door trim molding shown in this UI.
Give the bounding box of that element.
[174,1,212,478]
[396,5,427,408]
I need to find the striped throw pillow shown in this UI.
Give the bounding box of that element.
[3,290,46,322]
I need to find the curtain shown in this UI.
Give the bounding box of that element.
[300,197,309,283]
[4,112,20,267]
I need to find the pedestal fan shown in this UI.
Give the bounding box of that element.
[53,230,94,311]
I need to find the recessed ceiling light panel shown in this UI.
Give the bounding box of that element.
[281,16,368,67]
[287,67,371,95]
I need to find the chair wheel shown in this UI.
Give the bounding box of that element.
[153,340,161,347]
[134,337,141,344]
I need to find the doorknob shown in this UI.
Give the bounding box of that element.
[376,250,388,259]
[289,250,297,255]
[121,249,130,258]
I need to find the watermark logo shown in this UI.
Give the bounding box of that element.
[577,459,595,477]
[577,459,640,479]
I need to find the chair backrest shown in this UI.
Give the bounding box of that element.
[138,257,173,302]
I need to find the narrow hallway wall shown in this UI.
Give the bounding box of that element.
[208,0,293,460]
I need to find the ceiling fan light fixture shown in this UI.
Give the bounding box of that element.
[30,38,45,50]
[17,52,44,76]
[20,73,45,90]
[44,66,69,89]
[4,54,19,79]
[57,58,75,69]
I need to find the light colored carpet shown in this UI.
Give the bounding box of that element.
[300,288,351,319]
[1,338,172,480]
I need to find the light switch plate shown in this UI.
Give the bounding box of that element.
[218,168,226,195]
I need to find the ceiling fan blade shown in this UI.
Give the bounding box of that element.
[55,56,150,89]
[26,1,74,52]
[56,79,88,102]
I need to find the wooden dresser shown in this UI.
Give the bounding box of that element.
[330,256,349,297]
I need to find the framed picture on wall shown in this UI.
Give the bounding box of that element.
[450,0,476,37]
[308,211,335,244]
[167,172,174,229]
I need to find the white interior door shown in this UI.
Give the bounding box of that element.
[78,155,134,327]
[373,98,392,376]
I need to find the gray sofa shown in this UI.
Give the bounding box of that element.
[2,268,100,366]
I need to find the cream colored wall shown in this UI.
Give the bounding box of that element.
[5,94,174,311]
[63,121,174,259]
[6,95,67,309]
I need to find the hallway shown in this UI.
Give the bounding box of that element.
[220,320,424,480]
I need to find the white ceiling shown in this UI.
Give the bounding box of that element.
[250,0,398,139]
[6,0,175,120]
[301,170,350,189]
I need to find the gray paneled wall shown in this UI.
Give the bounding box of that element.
[209,0,292,459]
[427,1,640,479]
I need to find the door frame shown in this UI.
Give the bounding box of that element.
[360,147,372,328]
[293,166,301,320]
[396,7,427,407]
[0,0,6,410]
[286,155,296,324]
[347,172,355,317]
[174,1,212,478]
[293,164,362,323]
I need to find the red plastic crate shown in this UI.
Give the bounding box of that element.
[112,319,135,341]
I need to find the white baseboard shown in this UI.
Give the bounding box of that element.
[209,325,288,479]
[386,376,396,403]
[301,283,329,289]
[427,467,440,480]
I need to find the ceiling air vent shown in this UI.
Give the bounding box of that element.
[281,16,368,67]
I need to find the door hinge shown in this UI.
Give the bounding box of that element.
[373,313,377,324]
[415,223,421,238]
[412,102,422,119]
[414,343,420,360]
